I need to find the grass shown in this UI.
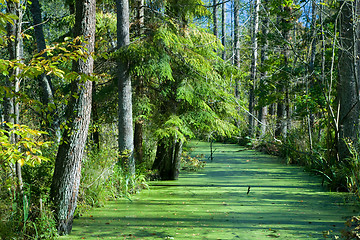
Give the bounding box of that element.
[60,141,357,239]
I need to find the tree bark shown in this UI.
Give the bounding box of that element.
[152,137,183,180]
[213,0,218,38]
[50,0,96,235]
[117,0,135,176]
[92,82,100,150]
[221,0,226,60]
[258,0,269,138]
[249,0,260,137]
[275,4,292,138]
[307,0,317,150]
[30,0,59,136]
[234,0,240,98]
[5,0,24,204]
[134,0,145,165]
[337,0,360,161]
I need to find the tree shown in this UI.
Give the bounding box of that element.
[248,0,260,136]
[30,0,59,136]
[4,0,25,219]
[274,1,294,138]
[234,0,240,98]
[50,0,96,234]
[337,0,360,161]
[117,0,135,176]
[221,0,226,60]
[213,0,218,37]
[257,0,269,138]
[134,0,145,165]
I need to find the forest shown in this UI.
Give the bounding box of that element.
[1,0,360,239]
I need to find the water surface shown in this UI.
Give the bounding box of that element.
[62,141,357,239]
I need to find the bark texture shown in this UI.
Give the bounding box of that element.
[5,0,23,199]
[234,0,240,98]
[275,5,292,138]
[152,137,183,180]
[258,0,269,138]
[221,0,226,60]
[213,0,218,38]
[117,0,135,175]
[338,0,360,161]
[50,0,96,235]
[248,0,260,136]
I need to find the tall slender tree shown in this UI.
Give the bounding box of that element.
[275,2,293,138]
[221,0,226,60]
[50,0,96,234]
[117,0,135,176]
[258,0,269,138]
[134,0,145,164]
[337,0,360,161]
[30,0,59,136]
[234,0,241,98]
[213,0,218,37]
[248,0,260,136]
[5,0,24,202]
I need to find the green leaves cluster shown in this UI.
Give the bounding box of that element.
[0,122,51,167]
[123,8,238,142]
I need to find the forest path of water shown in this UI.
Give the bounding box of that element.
[62,141,358,239]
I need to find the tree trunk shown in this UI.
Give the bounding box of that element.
[134,0,145,165]
[92,82,100,150]
[221,0,226,60]
[307,0,317,150]
[275,4,292,138]
[152,137,183,180]
[249,0,260,137]
[30,0,59,137]
[117,0,135,176]
[5,0,24,213]
[213,0,218,38]
[337,0,360,161]
[234,0,240,98]
[258,0,269,138]
[50,0,96,235]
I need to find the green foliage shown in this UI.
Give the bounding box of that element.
[77,147,149,215]
[0,122,51,167]
[0,2,18,45]
[181,152,206,172]
[124,17,238,143]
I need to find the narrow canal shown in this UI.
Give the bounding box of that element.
[62,141,357,239]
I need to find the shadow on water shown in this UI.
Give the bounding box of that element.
[61,141,358,239]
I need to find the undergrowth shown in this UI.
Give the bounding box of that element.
[181,152,206,172]
[77,147,149,215]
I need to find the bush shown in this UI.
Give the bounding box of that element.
[181,152,206,172]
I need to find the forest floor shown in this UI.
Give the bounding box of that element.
[61,141,358,239]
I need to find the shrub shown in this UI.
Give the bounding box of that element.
[181,152,206,172]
